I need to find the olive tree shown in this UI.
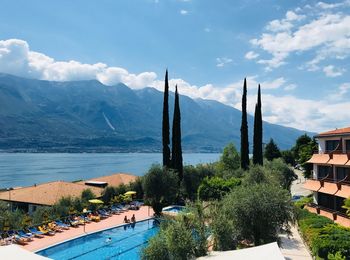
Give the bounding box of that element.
[142,165,178,216]
[219,183,294,246]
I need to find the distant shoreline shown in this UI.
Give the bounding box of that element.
[0,149,220,154]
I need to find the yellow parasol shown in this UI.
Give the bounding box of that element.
[124,191,137,196]
[88,199,104,204]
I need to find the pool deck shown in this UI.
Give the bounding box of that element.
[22,206,154,252]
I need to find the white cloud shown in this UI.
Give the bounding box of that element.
[329,83,350,100]
[245,51,259,60]
[180,9,188,15]
[204,27,211,33]
[256,94,350,132]
[0,39,157,89]
[323,65,345,77]
[316,1,350,9]
[284,84,297,91]
[250,4,350,70]
[265,11,305,33]
[216,57,233,67]
[0,38,349,132]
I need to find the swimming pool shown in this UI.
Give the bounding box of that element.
[36,219,158,260]
[162,205,185,213]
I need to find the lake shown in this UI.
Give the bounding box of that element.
[0,153,220,189]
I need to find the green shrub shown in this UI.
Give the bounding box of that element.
[312,225,350,259]
[296,209,350,259]
[294,196,313,209]
[197,177,241,201]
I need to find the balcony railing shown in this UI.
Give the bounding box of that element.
[307,203,349,221]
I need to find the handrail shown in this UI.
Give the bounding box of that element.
[307,203,350,220]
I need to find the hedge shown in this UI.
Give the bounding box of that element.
[296,208,350,259]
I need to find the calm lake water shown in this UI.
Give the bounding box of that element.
[0,153,220,189]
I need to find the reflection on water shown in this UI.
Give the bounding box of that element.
[0,153,220,189]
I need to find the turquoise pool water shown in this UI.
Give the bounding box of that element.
[162,205,185,213]
[37,219,158,260]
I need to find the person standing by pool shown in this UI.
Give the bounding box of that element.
[123,215,130,223]
[131,214,135,223]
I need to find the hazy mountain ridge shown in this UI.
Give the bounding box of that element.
[0,73,312,152]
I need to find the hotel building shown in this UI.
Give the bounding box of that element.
[304,127,350,227]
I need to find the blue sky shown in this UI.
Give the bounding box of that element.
[0,0,349,132]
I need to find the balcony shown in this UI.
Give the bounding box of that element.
[304,177,350,198]
[305,203,350,228]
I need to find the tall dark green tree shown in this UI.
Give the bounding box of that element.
[240,78,250,170]
[172,85,183,181]
[162,69,171,167]
[264,138,281,161]
[253,84,263,165]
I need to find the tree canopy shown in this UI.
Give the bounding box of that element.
[142,165,178,215]
[264,138,281,161]
[218,183,293,246]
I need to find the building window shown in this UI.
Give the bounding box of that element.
[325,140,340,152]
[346,140,350,151]
[336,167,350,181]
[318,165,332,179]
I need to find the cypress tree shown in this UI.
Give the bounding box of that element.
[253,84,263,165]
[240,78,250,170]
[171,85,183,181]
[162,69,171,167]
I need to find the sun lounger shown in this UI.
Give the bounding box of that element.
[0,233,12,245]
[28,227,45,237]
[55,220,70,230]
[17,230,34,240]
[38,226,55,236]
[97,210,110,218]
[80,215,92,223]
[99,209,112,216]
[48,222,63,232]
[13,235,28,245]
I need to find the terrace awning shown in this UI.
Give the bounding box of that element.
[307,154,330,164]
[328,154,349,166]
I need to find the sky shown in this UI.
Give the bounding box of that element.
[0,0,349,132]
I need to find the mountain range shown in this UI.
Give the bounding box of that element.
[0,73,312,152]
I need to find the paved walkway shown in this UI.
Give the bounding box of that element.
[291,169,312,197]
[22,206,153,252]
[279,169,312,260]
[280,225,311,260]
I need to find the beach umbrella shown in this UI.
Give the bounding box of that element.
[124,191,136,196]
[88,199,104,204]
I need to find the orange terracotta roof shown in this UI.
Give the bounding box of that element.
[78,173,138,187]
[0,181,102,206]
[307,154,331,164]
[328,154,349,166]
[317,126,350,137]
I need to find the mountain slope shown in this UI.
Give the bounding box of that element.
[0,73,312,152]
